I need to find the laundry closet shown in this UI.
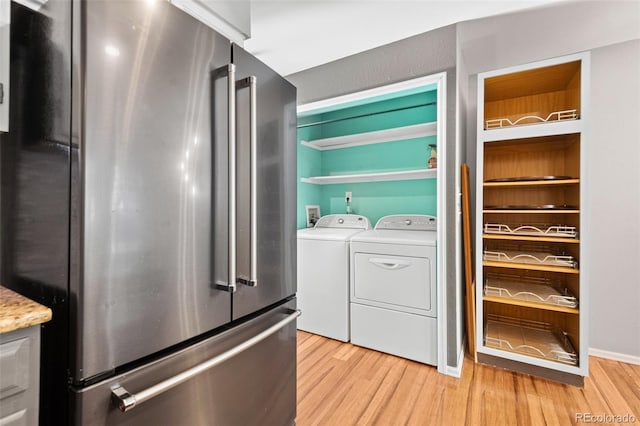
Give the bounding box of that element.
[295,75,449,370]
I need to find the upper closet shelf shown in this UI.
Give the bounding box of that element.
[301,122,437,151]
[301,168,436,185]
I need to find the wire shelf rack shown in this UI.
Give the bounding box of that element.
[484,223,578,238]
[484,250,577,268]
[484,274,578,308]
[484,314,578,365]
[485,109,578,129]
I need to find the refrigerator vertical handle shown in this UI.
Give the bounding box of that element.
[213,64,237,293]
[237,76,258,287]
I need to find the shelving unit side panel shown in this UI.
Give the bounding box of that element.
[577,52,590,378]
[475,77,487,353]
[565,139,581,186]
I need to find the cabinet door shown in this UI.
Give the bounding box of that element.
[0,327,40,426]
[0,0,9,132]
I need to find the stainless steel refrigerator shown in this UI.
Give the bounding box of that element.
[0,1,298,425]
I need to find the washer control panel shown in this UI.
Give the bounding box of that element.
[315,214,372,229]
[374,215,437,231]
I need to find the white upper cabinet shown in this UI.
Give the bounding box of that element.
[0,0,9,132]
[169,0,250,45]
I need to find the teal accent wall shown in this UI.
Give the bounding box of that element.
[297,88,438,229]
[321,180,437,226]
[297,123,323,228]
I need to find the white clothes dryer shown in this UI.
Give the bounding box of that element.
[349,215,437,365]
[297,214,371,341]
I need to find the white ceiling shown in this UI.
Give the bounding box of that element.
[244,0,565,76]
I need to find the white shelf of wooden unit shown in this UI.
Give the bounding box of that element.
[300,122,436,151]
[482,113,583,143]
[301,168,436,185]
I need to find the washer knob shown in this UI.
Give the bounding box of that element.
[338,218,344,224]
[405,219,412,226]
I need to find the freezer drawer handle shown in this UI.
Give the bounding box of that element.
[110,309,301,413]
[368,257,412,270]
[236,75,258,287]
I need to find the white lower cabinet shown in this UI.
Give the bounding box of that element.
[0,326,41,426]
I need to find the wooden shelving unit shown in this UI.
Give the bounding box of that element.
[475,53,589,384]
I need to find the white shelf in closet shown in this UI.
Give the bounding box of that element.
[300,122,436,151]
[301,168,436,185]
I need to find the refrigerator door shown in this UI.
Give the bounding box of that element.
[232,44,297,320]
[71,300,298,426]
[73,1,233,381]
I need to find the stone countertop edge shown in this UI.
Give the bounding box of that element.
[0,285,53,334]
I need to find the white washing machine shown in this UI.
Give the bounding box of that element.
[297,214,371,341]
[350,214,437,365]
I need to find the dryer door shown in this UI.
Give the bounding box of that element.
[352,245,436,317]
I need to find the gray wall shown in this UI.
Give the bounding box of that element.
[288,24,463,369]
[288,24,456,104]
[458,0,640,358]
[587,39,639,357]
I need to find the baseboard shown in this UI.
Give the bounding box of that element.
[445,345,465,378]
[590,348,640,365]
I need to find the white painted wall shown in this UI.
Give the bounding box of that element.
[458,0,640,359]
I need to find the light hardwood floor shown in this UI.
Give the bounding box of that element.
[296,331,640,426]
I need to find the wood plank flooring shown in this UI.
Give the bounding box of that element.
[296,331,640,426]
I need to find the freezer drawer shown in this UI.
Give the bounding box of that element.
[351,303,437,366]
[71,300,297,426]
[352,252,435,316]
